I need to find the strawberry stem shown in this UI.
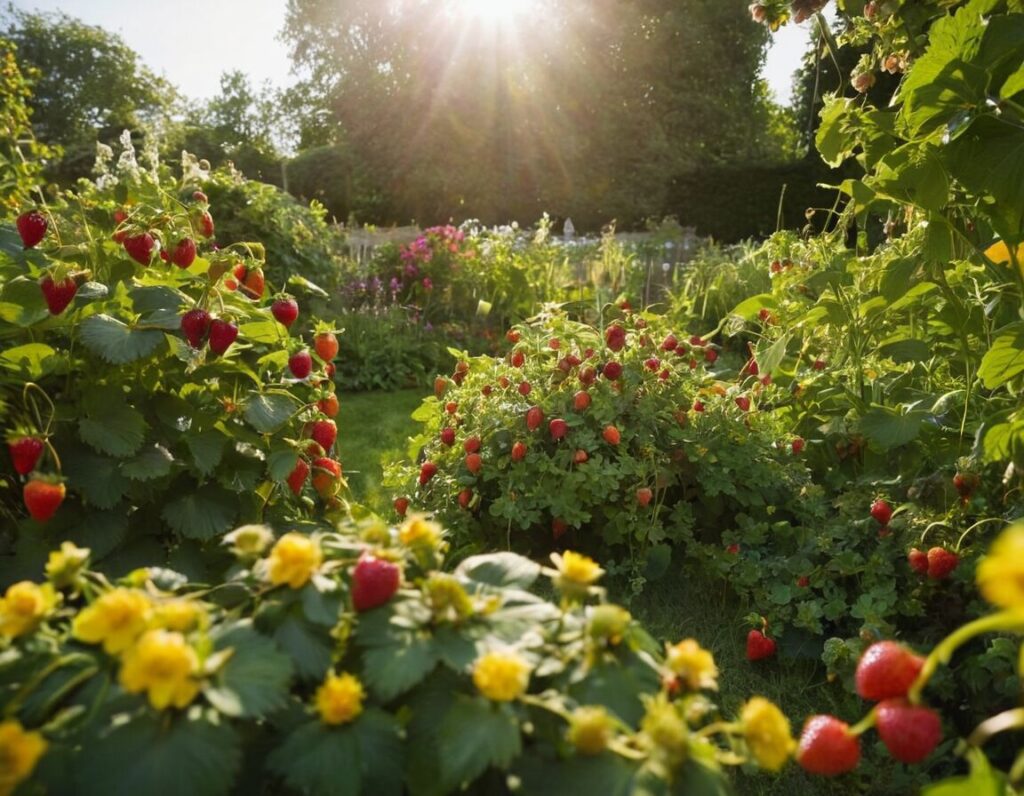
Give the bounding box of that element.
[967,707,1024,748]
[954,518,1005,553]
[848,706,878,736]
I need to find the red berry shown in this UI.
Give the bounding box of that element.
[419,461,438,486]
[458,488,473,509]
[197,210,215,238]
[602,425,620,446]
[526,406,544,432]
[812,358,826,371]
[434,378,447,398]
[311,419,337,452]
[465,452,482,475]
[39,275,78,315]
[870,499,893,526]
[855,641,925,702]
[8,437,44,475]
[318,394,340,418]
[726,543,740,555]
[23,477,65,522]
[770,260,782,274]
[288,350,313,379]
[746,629,776,661]
[735,396,751,412]
[511,351,525,368]
[511,441,527,462]
[498,376,510,389]
[693,400,705,413]
[311,457,342,497]
[579,366,597,386]
[573,449,589,464]
[193,190,208,203]
[351,554,401,612]
[463,436,481,454]
[552,518,569,539]
[314,332,339,361]
[792,437,805,454]
[506,329,520,343]
[287,458,310,496]
[602,361,622,380]
[272,298,299,329]
[208,319,238,355]
[445,402,458,415]
[605,324,626,352]
[170,238,197,268]
[636,487,653,507]
[394,497,409,517]
[242,268,265,299]
[797,576,810,588]
[926,547,958,580]
[440,428,456,447]
[704,348,718,364]
[124,233,156,265]
[573,391,591,412]
[16,210,47,248]
[661,334,678,351]
[549,418,568,440]
[689,336,705,347]
[875,700,941,763]
[518,381,532,396]
[549,338,560,350]
[797,715,861,776]
[908,548,928,575]
[181,309,212,348]
[744,358,760,376]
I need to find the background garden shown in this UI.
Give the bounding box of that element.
[1,1,1023,794]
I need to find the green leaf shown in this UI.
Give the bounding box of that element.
[353,709,405,796]
[301,581,344,626]
[878,338,932,363]
[76,711,241,796]
[757,333,791,376]
[570,661,658,726]
[204,620,293,719]
[244,392,300,433]
[923,748,1006,796]
[274,611,333,680]
[362,635,438,701]
[185,430,228,476]
[288,274,329,298]
[80,314,165,364]
[0,277,49,326]
[1001,63,1024,99]
[268,448,300,482]
[161,485,236,540]
[728,293,777,321]
[979,325,1024,389]
[514,754,638,796]
[857,407,929,450]
[79,389,147,458]
[816,95,856,168]
[455,552,540,589]
[122,444,174,481]
[269,720,362,796]
[238,320,282,344]
[63,447,128,509]
[438,698,521,791]
[0,342,60,378]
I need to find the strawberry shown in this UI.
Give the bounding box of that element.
[579,366,597,386]
[312,419,337,452]
[746,629,776,661]
[758,308,775,324]
[16,210,47,248]
[325,363,335,380]
[464,436,481,454]
[636,488,653,507]
[797,576,810,588]
[726,543,740,555]
[573,449,589,464]
[908,548,928,574]
[287,458,310,496]
[735,396,751,412]
[440,428,456,447]
[689,336,705,347]
[124,232,156,265]
[39,275,78,315]
[511,441,527,462]
[394,497,409,517]
[455,361,469,375]
[812,358,826,371]
[8,437,44,475]
[875,700,941,763]
[197,210,215,238]
[193,190,208,203]
[351,554,401,612]
[926,547,958,580]
[870,499,893,526]
[693,400,705,412]
[318,394,340,418]
[170,238,197,268]
[506,329,520,343]
[602,425,620,445]
[498,376,511,389]
[311,457,342,497]
[434,377,447,398]
[511,351,525,368]
[704,348,718,364]
[465,453,482,475]
[658,369,670,381]
[419,461,438,486]
[518,381,532,397]
[573,391,591,412]
[288,350,313,379]
[796,715,861,775]
[557,357,572,374]
[458,488,473,509]
[242,267,265,299]
[272,298,299,329]
[208,319,238,355]
[602,361,622,380]
[113,208,128,224]
[549,338,560,350]
[526,406,544,431]
[552,518,569,539]
[481,385,492,397]
[744,359,760,376]
[565,353,582,367]
[661,334,678,351]
[23,477,65,522]
[792,437,805,454]
[855,641,924,701]
[315,332,339,361]
[605,324,626,352]
[445,402,458,415]
[181,309,212,348]
[549,418,568,440]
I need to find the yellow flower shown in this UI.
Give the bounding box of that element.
[552,551,604,587]
[473,650,531,702]
[639,693,689,762]
[665,639,718,691]
[399,515,442,548]
[0,720,47,796]
[72,588,153,655]
[0,581,57,639]
[425,573,473,621]
[154,599,207,633]
[266,533,322,589]
[118,629,200,710]
[977,523,1024,610]
[223,524,273,558]
[567,706,614,755]
[740,697,794,772]
[44,542,89,587]
[315,672,365,725]
[985,240,1024,279]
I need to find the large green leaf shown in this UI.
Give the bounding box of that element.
[274,611,333,680]
[63,446,129,509]
[185,430,228,476]
[979,324,1024,389]
[455,552,540,589]
[204,620,293,719]
[122,444,175,481]
[362,635,438,701]
[161,485,236,540]
[244,391,300,433]
[80,314,165,364]
[0,277,49,326]
[0,342,61,379]
[816,95,856,168]
[857,407,929,450]
[79,389,147,458]
[438,697,521,791]
[514,754,638,796]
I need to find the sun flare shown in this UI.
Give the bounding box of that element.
[456,0,536,25]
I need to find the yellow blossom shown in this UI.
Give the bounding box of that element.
[473,650,531,702]
[0,581,56,639]
[44,542,89,587]
[315,672,365,725]
[399,515,442,548]
[266,533,322,589]
[665,639,718,691]
[118,629,200,710]
[977,523,1024,610]
[640,694,689,762]
[72,588,153,655]
[552,551,604,587]
[224,524,274,558]
[985,240,1024,279]
[0,720,47,796]
[740,697,794,772]
[567,706,614,755]
[154,599,207,633]
[424,573,474,621]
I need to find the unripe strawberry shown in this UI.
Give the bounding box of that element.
[549,418,568,440]
[573,449,588,464]
[394,497,409,517]
[23,477,65,522]
[311,457,342,497]
[458,488,473,509]
[797,715,860,775]
[314,332,339,361]
[636,488,653,507]
[875,700,941,763]
[170,238,197,268]
[870,499,893,526]
[855,641,924,701]
[318,394,340,418]
[746,629,776,661]
[434,377,447,398]
[518,381,532,396]
[511,441,527,462]
[465,452,482,475]
[605,324,626,352]
[419,461,438,485]
[288,350,313,379]
[908,548,928,575]
[602,361,622,380]
[573,391,591,412]
[39,275,78,315]
[926,547,958,579]
[124,232,156,265]
[311,419,337,452]
[16,210,47,248]
[208,318,238,355]
[440,428,456,447]
[8,436,44,475]
[181,309,212,348]
[272,298,299,329]
[463,436,481,454]
[287,458,310,496]
[351,554,400,612]
[526,406,544,431]
[602,425,620,445]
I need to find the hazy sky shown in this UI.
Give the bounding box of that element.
[8,0,821,105]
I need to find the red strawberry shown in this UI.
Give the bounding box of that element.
[440,428,456,447]
[458,488,473,509]
[689,336,705,347]
[875,700,942,763]
[311,457,342,497]
[797,576,810,588]
[758,308,774,324]
[770,260,782,274]
[797,715,861,775]
[549,338,560,350]
[318,394,340,418]
[181,309,212,348]
[726,543,740,555]
[481,385,492,397]
[557,357,572,374]
[272,298,299,329]
[394,497,409,517]
[288,350,313,379]
[579,366,597,386]
[926,547,958,580]
[351,554,401,612]
[511,351,525,368]
[602,425,620,446]
[952,472,978,498]
[312,419,337,452]
[511,441,527,462]
[636,488,653,507]
[602,361,622,380]
[855,641,925,701]
[693,400,705,412]
[170,238,197,268]
[197,210,215,238]
[518,381,532,397]
[735,396,751,412]
[23,477,65,522]
[870,499,893,526]
[242,267,265,299]
[573,391,591,412]
[16,210,47,248]
[746,629,776,661]
[704,348,718,364]
[605,324,626,352]
[661,334,678,351]
[526,406,544,431]
[464,436,481,454]
[434,378,447,398]
[552,518,569,539]
[812,358,826,371]
[908,548,928,575]
[325,363,335,380]
[792,437,805,454]
[8,437,44,475]
[744,359,760,376]
[287,458,310,496]
[549,418,568,440]
[39,275,78,315]
[573,449,589,464]
[455,361,469,375]
[498,376,510,389]
[419,461,438,486]
[506,329,520,343]
[124,232,156,265]
[193,190,208,203]
[565,354,582,367]
[465,453,482,475]
[208,319,238,355]
[642,357,658,372]
[315,332,339,361]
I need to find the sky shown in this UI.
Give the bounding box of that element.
[8,0,822,105]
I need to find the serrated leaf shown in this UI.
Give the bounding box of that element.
[0,342,60,379]
[268,449,300,482]
[238,321,282,344]
[185,430,228,476]
[161,486,236,540]
[274,612,333,680]
[63,447,128,510]
[79,390,147,458]
[362,635,438,701]
[130,285,187,312]
[0,277,49,326]
[80,314,165,364]
[878,338,932,363]
[244,392,300,433]
[857,407,928,450]
[268,721,362,796]
[979,325,1024,389]
[514,754,638,796]
[439,698,521,791]
[455,552,540,588]
[122,444,174,481]
[204,620,293,719]
[301,581,344,626]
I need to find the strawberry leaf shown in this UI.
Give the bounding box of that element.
[80,314,165,364]
[161,485,236,540]
[438,697,521,791]
[204,620,293,719]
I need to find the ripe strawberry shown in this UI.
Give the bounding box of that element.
[812,358,826,371]
[758,308,774,324]
[351,554,401,612]
[440,428,456,447]
[314,332,339,361]
[797,715,861,776]
[573,391,591,412]
[511,441,527,462]
[726,544,740,555]
[208,319,238,355]
[287,458,310,496]
[744,358,760,376]
[511,351,525,368]
[272,298,299,329]
[735,396,751,412]
[16,210,47,248]
[602,361,622,380]
[458,488,473,509]
[870,499,893,526]
[113,208,128,224]
[481,385,492,397]
[311,457,342,497]
[661,334,678,351]
[170,238,197,268]
[465,453,482,475]
[792,437,805,454]
[318,394,340,418]
[906,549,927,575]
[526,406,544,431]
[193,190,208,203]
[605,324,626,352]
[197,210,215,238]
[746,630,776,661]
[288,350,313,379]
[689,335,705,347]
[325,363,335,380]
[23,477,65,522]
[557,357,572,374]
[579,366,597,386]
[455,361,470,375]
[565,353,581,367]
[312,419,337,452]
[693,400,705,413]
[394,497,409,517]
[240,267,265,299]
[704,348,718,364]
[658,369,670,381]
[464,436,481,454]
[797,576,810,588]
[926,547,958,580]
[636,488,653,507]
[39,275,78,315]
[124,233,156,265]
[573,449,588,464]
[419,461,438,486]
[8,437,44,475]
[445,402,458,415]
[506,329,520,343]
[549,418,568,440]
[855,641,924,701]
[434,377,447,398]
[875,700,941,763]
[552,518,569,539]
[602,425,620,446]
[769,260,782,273]
[953,472,979,500]
[549,338,560,350]
[181,309,212,348]
[518,381,532,396]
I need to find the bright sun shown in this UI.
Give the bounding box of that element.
[457,0,535,24]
